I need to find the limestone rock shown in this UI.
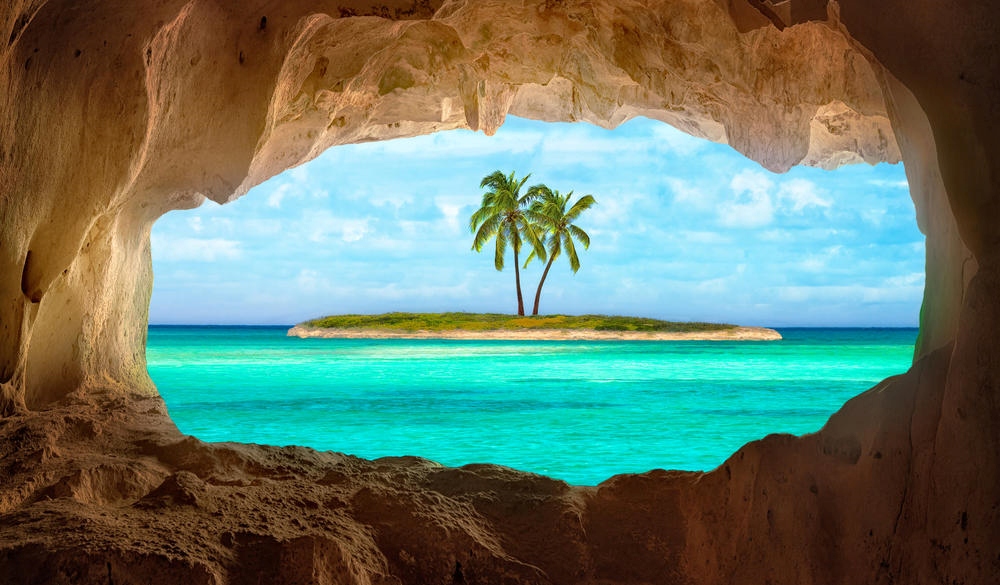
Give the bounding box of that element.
[1,0,998,583]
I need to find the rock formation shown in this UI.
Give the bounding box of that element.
[1,0,997,583]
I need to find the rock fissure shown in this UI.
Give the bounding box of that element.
[883,367,918,579]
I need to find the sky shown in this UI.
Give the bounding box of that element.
[149,116,924,327]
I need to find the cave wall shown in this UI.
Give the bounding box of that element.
[1,0,998,583]
[834,2,999,580]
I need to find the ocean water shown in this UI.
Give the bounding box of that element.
[147,327,916,486]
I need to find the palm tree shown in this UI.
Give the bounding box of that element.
[469,170,548,316]
[523,188,596,315]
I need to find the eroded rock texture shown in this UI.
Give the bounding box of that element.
[1,0,997,583]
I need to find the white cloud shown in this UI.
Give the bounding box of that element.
[295,268,324,293]
[882,272,924,288]
[668,178,712,210]
[650,123,709,156]
[695,276,732,295]
[759,229,793,242]
[434,195,469,232]
[292,268,474,303]
[676,230,731,245]
[267,184,293,208]
[541,132,640,158]
[799,245,843,272]
[152,236,242,262]
[303,211,373,243]
[369,192,413,210]
[586,191,648,228]
[188,216,203,233]
[779,179,831,213]
[339,220,371,243]
[242,218,284,236]
[264,164,328,209]
[693,264,745,295]
[289,165,310,183]
[758,228,847,248]
[358,127,544,158]
[719,170,774,228]
[209,217,234,232]
[360,280,473,301]
[868,179,910,189]
[861,208,888,226]
[774,281,923,304]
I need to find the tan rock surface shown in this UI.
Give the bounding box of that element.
[1,0,997,583]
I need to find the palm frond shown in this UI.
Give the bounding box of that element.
[564,194,596,221]
[563,232,581,272]
[523,249,538,268]
[547,233,562,258]
[521,208,551,228]
[493,229,508,270]
[524,183,551,206]
[513,173,531,197]
[472,214,501,251]
[568,224,590,248]
[480,190,500,208]
[520,218,547,261]
[480,170,506,190]
[469,205,496,232]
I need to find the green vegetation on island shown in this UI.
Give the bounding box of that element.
[301,312,735,333]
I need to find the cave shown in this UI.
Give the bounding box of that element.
[1,1,997,583]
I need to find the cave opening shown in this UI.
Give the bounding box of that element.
[146,115,923,484]
[5,1,997,579]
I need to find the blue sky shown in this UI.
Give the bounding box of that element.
[149,116,923,327]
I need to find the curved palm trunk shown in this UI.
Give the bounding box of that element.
[531,255,556,315]
[513,248,525,316]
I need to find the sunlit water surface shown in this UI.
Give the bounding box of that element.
[148,326,915,485]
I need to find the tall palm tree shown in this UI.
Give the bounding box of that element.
[523,188,596,315]
[469,170,547,316]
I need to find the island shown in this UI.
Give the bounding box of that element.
[287,312,782,341]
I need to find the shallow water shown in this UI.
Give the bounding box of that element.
[147,326,916,485]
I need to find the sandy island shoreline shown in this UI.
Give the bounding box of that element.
[287,324,782,341]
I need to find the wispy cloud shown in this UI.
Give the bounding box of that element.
[774,282,923,304]
[434,195,470,232]
[152,236,242,262]
[799,245,843,272]
[868,179,910,189]
[263,165,328,209]
[355,127,544,158]
[719,170,774,228]
[779,179,831,213]
[267,183,293,208]
[303,211,373,243]
[668,178,713,211]
[649,122,710,156]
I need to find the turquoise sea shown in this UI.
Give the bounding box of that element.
[147,327,916,486]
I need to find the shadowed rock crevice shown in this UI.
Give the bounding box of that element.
[1,0,998,583]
